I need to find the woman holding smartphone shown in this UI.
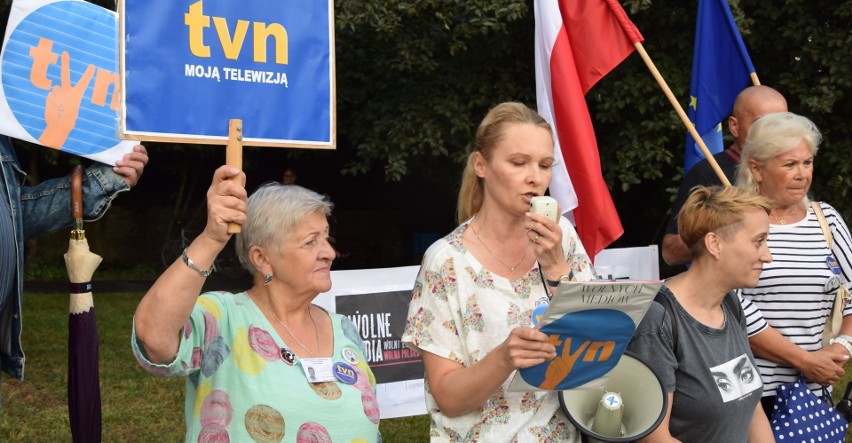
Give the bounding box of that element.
[402,102,595,442]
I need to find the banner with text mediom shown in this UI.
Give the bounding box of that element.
[510,280,661,392]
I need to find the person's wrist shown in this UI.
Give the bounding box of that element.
[183,237,224,273]
[182,248,213,277]
[793,347,813,372]
[496,341,516,372]
[90,163,130,192]
[196,230,230,250]
[546,271,574,288]
[543,263,573,285]
[830,336,852,357]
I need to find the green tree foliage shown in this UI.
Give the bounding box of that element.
[332,0,851,230]
[743,0,852,212]
[0,0,848,243]
[334,1,534,181]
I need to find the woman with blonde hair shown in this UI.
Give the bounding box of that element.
[403,102,595,441]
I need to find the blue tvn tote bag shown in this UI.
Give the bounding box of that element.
[770,376,849,442]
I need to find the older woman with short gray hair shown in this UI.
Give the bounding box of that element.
[133,166,380,442]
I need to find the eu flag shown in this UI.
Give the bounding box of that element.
[684,0,756,173]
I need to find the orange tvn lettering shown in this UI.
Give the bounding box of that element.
[29,38,120,111]
[538,338,616,390]
[184,0,288,64]
[28,37,120,149]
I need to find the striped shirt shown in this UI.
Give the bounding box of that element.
[740,201,852,396]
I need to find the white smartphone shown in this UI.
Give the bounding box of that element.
[529,196,558,222]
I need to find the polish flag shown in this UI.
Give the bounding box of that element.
[534,0,644,258]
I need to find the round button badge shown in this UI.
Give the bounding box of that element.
[333,362,358,384]
[532,304,548,326]
[280,347,297,365]
[341,347,360,365]
[826,255,841,275]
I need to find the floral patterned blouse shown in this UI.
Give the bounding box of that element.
[132,291,381,443]
[402,217,595,442]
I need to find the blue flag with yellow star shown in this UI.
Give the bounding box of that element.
[684,0,756,173]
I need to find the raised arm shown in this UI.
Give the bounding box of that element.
[526,212,596,283]
[134,166,246,364]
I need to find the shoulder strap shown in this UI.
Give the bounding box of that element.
[654,291,679,355]
[653,290,743,357]
[723,290,744,325]
[811,201,833,249]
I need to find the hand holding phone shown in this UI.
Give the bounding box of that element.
[529,196,558,222]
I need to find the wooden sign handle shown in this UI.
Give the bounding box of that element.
[227,119,243,234]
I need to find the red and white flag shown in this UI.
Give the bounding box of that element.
[534,0,643,258]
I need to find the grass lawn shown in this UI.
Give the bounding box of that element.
[0,292,430,442]
[2,291,851,442]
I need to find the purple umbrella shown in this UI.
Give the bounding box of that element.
[64,165,102,442]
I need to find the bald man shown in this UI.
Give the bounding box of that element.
[662,85,788,266]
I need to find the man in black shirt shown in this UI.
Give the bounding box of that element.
[662,85,787,266]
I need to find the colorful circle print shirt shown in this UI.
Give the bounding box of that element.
[132,290,381,442]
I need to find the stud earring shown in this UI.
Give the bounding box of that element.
[264,273,273,285]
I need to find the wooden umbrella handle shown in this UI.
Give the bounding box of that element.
[71,165,83,219]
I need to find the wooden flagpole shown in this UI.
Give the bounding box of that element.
[632,43,732,186]
[596,0,761,186]
[632,45,763,186]
[750,73,760,86]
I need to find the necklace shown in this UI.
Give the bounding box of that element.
[470,222,529,273]
[770,208,801,225]
[251,292,320,357]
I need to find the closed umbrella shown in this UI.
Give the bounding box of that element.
[64,165,102,442]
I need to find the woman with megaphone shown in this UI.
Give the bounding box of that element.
[402,102,596,442]
[628,186,775,442]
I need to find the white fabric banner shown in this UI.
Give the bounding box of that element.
[316,266,426,419]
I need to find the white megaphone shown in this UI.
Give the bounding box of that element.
[559,352,667,443]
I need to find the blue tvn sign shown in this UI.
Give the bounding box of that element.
[520,309,636,390]
[121,0,334,147]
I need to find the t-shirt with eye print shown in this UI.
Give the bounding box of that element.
[628,286,763,443]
